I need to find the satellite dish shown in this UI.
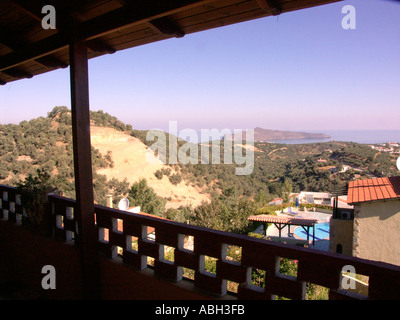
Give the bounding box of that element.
[118,198,129,211]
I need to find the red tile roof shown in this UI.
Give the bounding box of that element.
[347,177,400,204]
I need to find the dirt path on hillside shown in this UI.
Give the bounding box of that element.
[90,126,210,209]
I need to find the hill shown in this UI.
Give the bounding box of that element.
[225,127,330,141]
[90,126,210,209]
[0,106,210,209]
[1,106,398,225]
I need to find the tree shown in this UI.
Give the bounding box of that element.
[165,206,192,223]
[106,178,130,206]
[254,189,271,206]
[281,179,293,203]
[128,179,166,216]
[169,173,182,185]
[16,169,56,235]
[190,196,257,234]
[154,169,163,180]
[0,162,9,180]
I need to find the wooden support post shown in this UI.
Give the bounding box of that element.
[69,35,101,299]
[312,224,315,246]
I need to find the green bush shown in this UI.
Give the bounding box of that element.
[154,169,163,180]
[16,169,56,235]
[169,173,182,185]
[128,179,166,216]
[256,205,283,215]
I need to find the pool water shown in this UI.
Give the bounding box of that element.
[294,222,330,241]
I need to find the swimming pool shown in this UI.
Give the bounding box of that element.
[294,222,330,241]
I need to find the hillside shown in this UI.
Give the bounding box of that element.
[225,127,330,141]
[0,107,211,209]
[90,126,210,209]
[1,107,398,218]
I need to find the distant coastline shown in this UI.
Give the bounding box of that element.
[253,127,330,141]
[192,129,400,144]
[269,130,400,145]
[224,127,330,142]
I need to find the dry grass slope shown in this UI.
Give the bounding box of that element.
[90,126,210,209]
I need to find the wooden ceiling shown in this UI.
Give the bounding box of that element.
[0,0,342,85]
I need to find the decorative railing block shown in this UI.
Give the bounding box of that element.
[138,238,162,259]
[237,284,271,300]
[194,270,226,296]
[175,249,200,271]
[155,228,179,248]
[154,259,182,281]
[216,260,247,284]
[264,274,306,300]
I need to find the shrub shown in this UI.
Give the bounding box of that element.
[256,205,283,215]
[169,173,182,185]
[161,168,172,176]
[128,179,166,216]
[154,169,163,180]
[16,169,56,235]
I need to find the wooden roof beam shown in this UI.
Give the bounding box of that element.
[0,25,68,70]
[2,67,32,79]
[86,39,116,54]
[0,33,68,72]
[8,0,43,22]
[77,0,213,40]
[10,0,116,55]
[35,56,68,69]
[256,0,282,16]
[149,17,185,38]
[9,0,90,22]
[0,0,214,71]
[0,28,27,51]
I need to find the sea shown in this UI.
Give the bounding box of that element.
[269,130,400,145]
[192,130,400,145]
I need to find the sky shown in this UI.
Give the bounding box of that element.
[1,0,400,132]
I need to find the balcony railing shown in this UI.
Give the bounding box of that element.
[1,184,399,300]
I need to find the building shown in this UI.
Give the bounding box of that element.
[330,177,400,266]
[331,195,353,209]
[298,191,332,205]
[268,193,298,205]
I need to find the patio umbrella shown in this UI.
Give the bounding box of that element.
[295,197,299,208]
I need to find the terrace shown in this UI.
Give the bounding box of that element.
[1,183,400,300]
[1,0,400,300]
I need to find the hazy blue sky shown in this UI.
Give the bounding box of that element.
[1,0,399,132]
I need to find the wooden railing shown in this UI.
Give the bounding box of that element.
[0,185,24,224]
[1,184,399,300]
